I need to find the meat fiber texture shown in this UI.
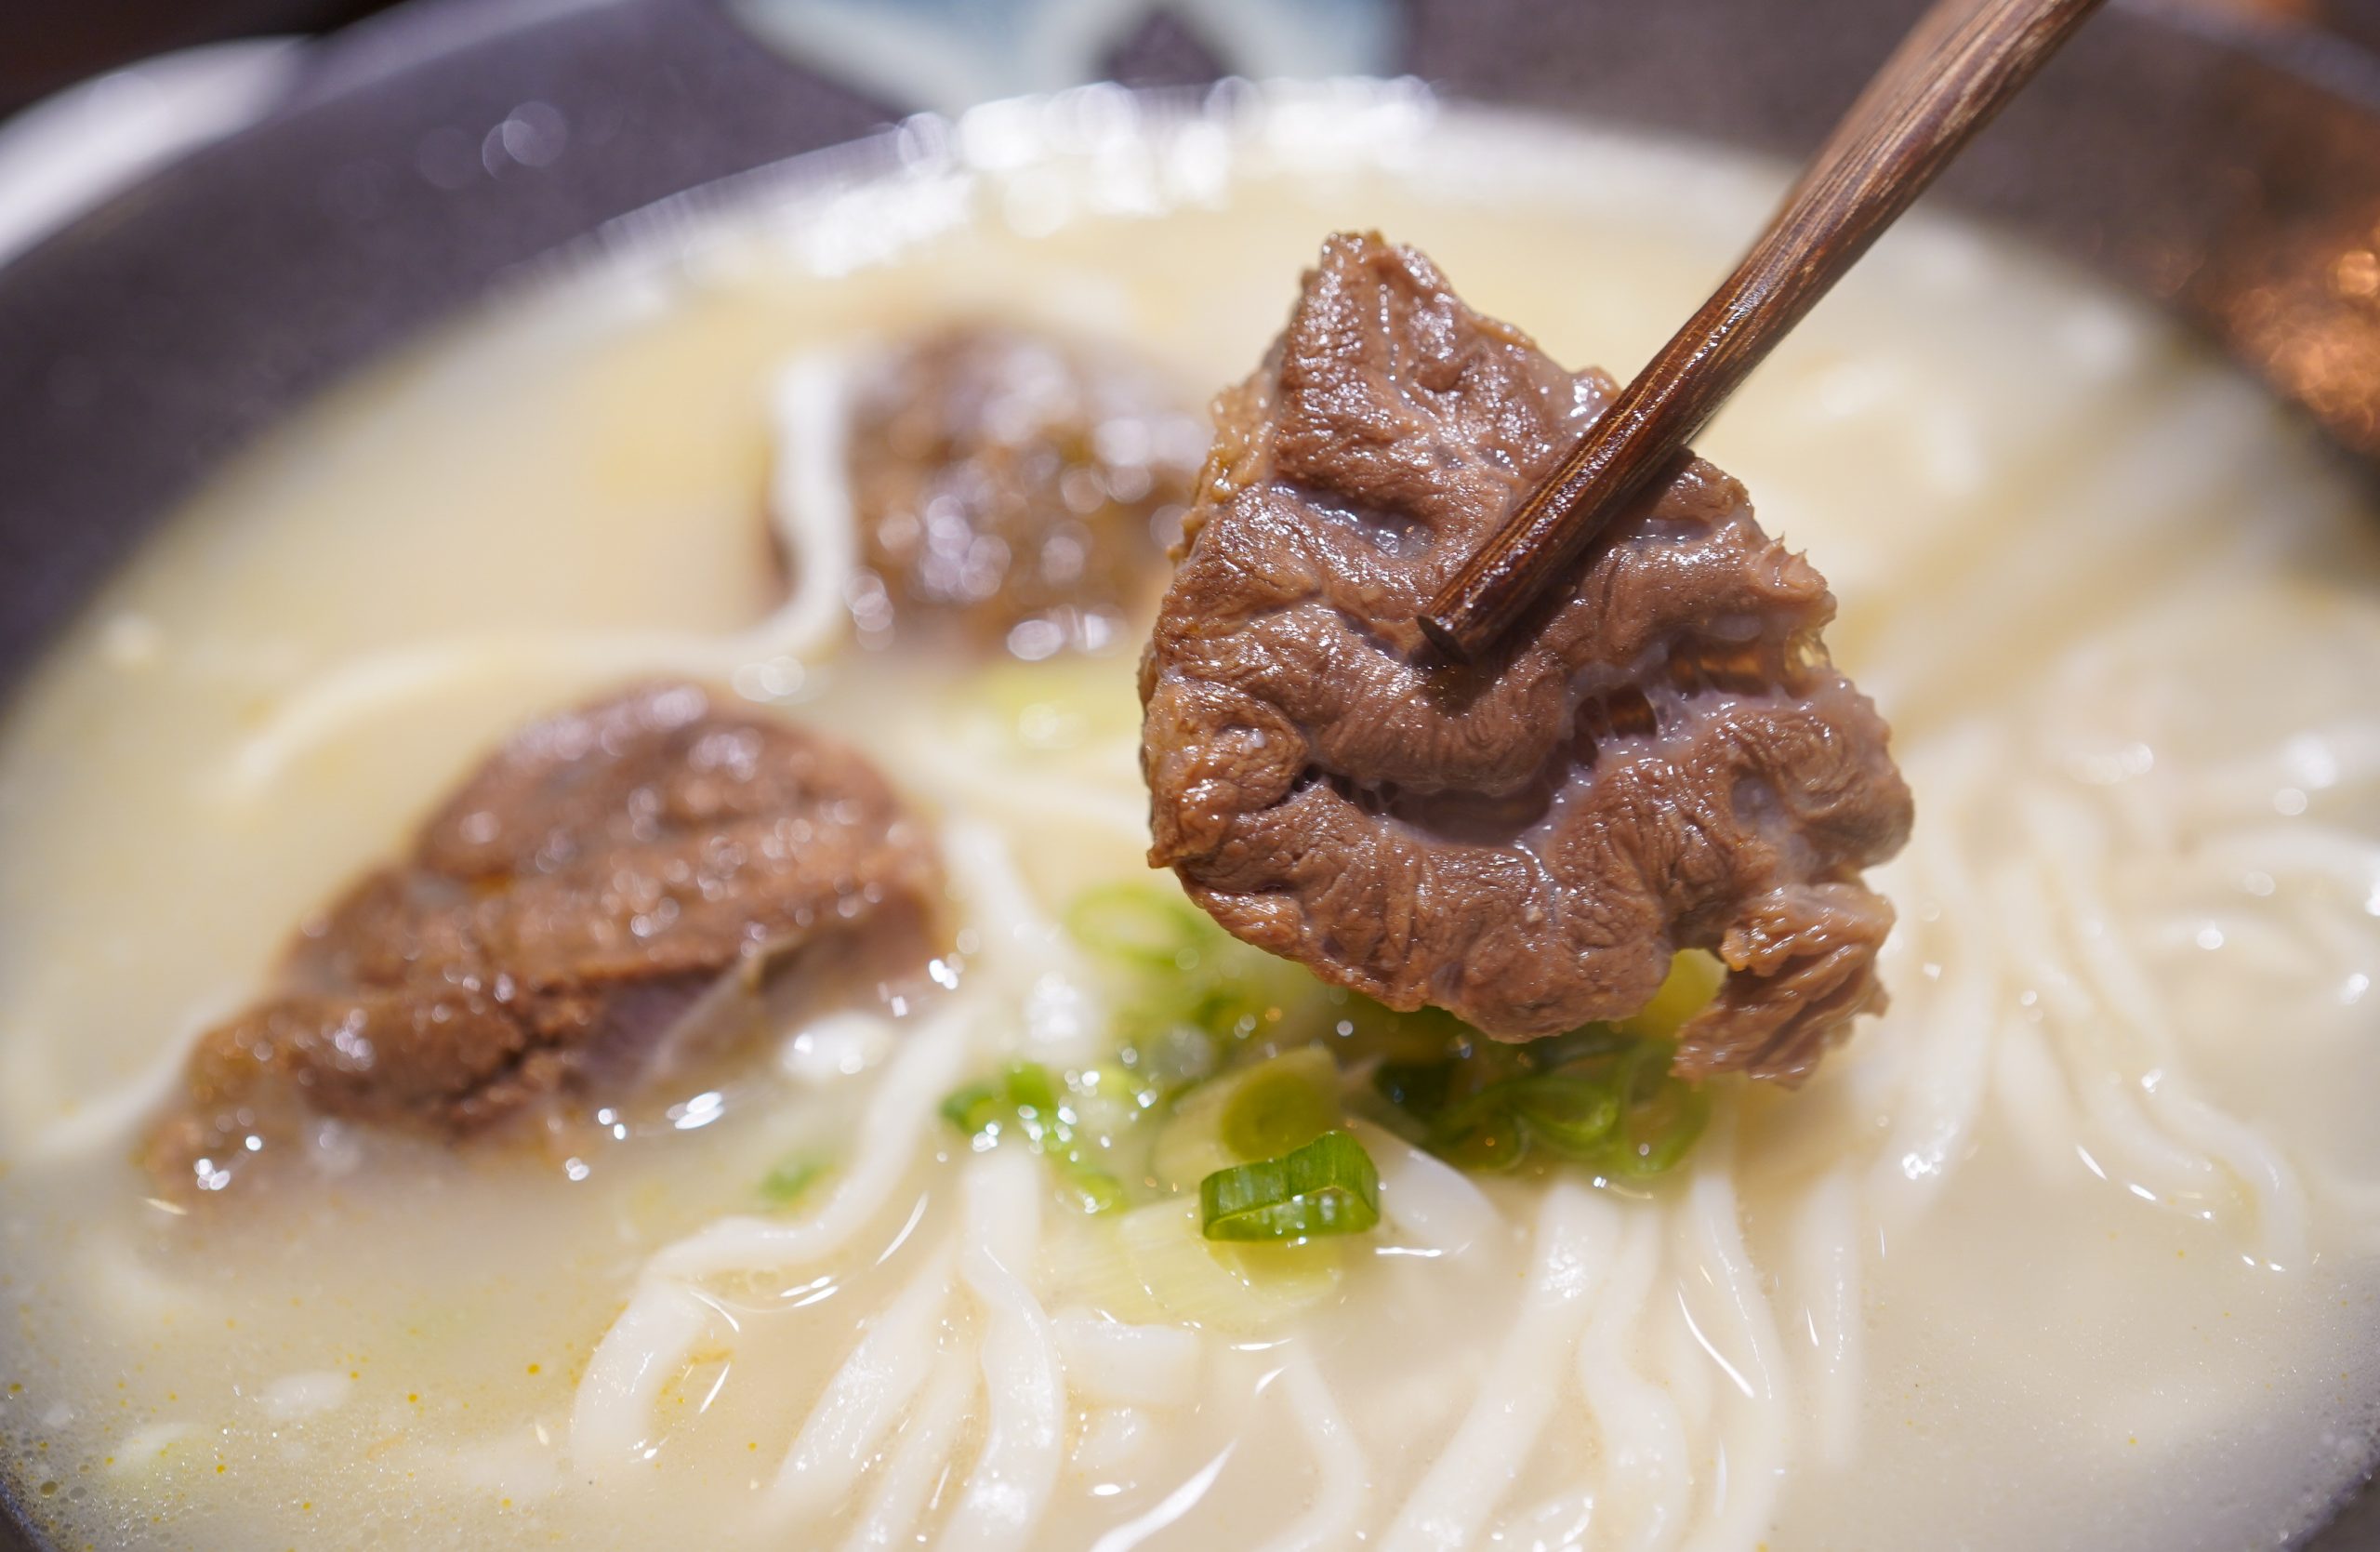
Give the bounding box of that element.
[1142,233,1912,1084]
[146,683,939,1193]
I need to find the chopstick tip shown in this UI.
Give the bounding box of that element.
[1414,610,1473,664]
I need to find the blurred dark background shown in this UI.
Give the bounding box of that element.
[0,0,402,118]
[6,0,2380,123]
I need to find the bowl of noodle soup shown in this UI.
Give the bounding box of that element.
[5,2,2380,1550]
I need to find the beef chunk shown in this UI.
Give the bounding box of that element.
[1141,234,1913,1083]
[144,683,940,1192]
[843,324,1204,657]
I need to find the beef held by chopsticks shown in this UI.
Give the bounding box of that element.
[1140,233,1911,1084]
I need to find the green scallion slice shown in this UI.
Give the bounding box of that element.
[1505,1075,1620,1158]
[1618,949,1726,1041]
[1599,1045,1710,1177]
[939,1061,1123,1213]
[1055,1157,1129,1214]
[758,1155,831,1209]
[940,1080,1006,1139]
[1064,882,1210,969]
[1431,1088,1528,1173]
[1218,1062,1338,1161]
[1199,1129,1381,1242]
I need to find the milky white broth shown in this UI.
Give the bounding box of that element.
[4,85,2380,1552]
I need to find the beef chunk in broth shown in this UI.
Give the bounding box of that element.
[144,683,940,1193]
[844,324,1204,657]
[1141,233,1912,1083]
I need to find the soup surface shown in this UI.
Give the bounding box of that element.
[4,84,2380,1552]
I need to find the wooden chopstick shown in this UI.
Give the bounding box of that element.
[1417,0,2107,663]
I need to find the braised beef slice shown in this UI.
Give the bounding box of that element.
[145,683,940,1190]
[844,323,1204,656]
[1141,233,1913,1083]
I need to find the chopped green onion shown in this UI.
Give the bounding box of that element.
[1060,1199,1344,1332]
[1619,948,1726,1041]
[1083,1060,1165,1116]
[1054,1157,1129,1214]
[1000,1061,1066,1147]
[1369,1019,1709,1181]
[974,657,1144,754]
[940,1081,1006,1138]
[1066,882,1313,1098]
[1219,1061,1338,1161]
[1503,1075,1620,1158]
[1064,882,1212,970]
[1599,1041,1710,1177]
[943,1061,1070,1147]
[1200,1130,1381,1242]
[941,1060,1126,1213]
[1429,1084,1529,1172]
[1152,1046,1339,1191]
[1123,1021,1223,1102]
[758,1155,831,1208]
